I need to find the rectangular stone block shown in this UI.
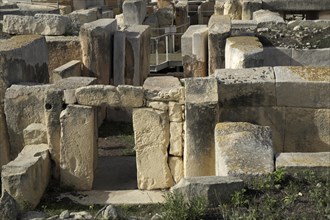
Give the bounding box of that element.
[291,49,330,67]
[182,25,208,77]
[169,156,184,184]
[60,105,97,190]
[123,0,146,25]
[253,9,285,28]
[262,0,330,11]
[169,102,183,122]
[208,15,231,75]
[231,20,257,36]
[113,31,126,86]
[75,85,120,107]
[117,85,144,108]
[263,47,292,66]
[1,144,50,210]
[214,67,276,107]
[242,0,262,20]
[169,122,183,156]
[274,66,330,108]
[52,60,81,83]
[133,108,174,189]
[184,78,219,177]
[80,19,117,85]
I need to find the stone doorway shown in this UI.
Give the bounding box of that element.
[92,107,137,190]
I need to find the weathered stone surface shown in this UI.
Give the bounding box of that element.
[52,60,81,83]
[198,1,215,24]
[242,0,262,20]
[215,122,274,177]
[253,9,285,28]
[46,36,81,75]
[143,76,183,101]
[184,78,219,177]
[262,0,330,11]
[67,8,98,34]
[214,0,225,15]
[80,19,117,85]
[231,20,257,36]
[291,49,330,67]
[23,123,47,146]
[1,144,50,210]
[225,36,263,69]
[117,85,144,108]
[3,14,70,35]
[214,67,276,107]
[276,152,330,174]
[171,176,244,206]
[208,15,231,74]
[72,0,104,10]
[60,105,97,190]
[174,1,189,49]
[0,191,18,220]
[0,108,10,167]
[123,0,146,25]
[263,47,292,66]
[133,108,174,189]
[274,66,330,108]
[75,85,120,107]
[283,108,330,152]
[219,107,285,153]
[169,156,184,184]
[182,25,208,77]
[224,0,242,19]
[113,31,126,86]
[170,122,183,156]
[5,84,50,159]
[147,101,168,111]
[169,102,183,122]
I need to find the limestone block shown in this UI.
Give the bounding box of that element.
[263,47,292,66]
[123,0,146,25]
[223,0,242,19]
[0,108,10,167]
[113,31,126,86]
[68,8,98,34]
[46,36,81,75]
[274,66,330,108]
[23,123,47,146]
[283,108,330,152]
[219,107,285,153]
[4,84,50,159]
[276,152,330,174]
[242,0,262,20]
[182,25,208,77]
[75,85,120,107]
[214,0,225,15]
[214,67,276,107]
[54,76,98,90]
[80,19,117,85]
[231,20,258,36]
[171,176,244,206]
[174,1,189,49]
[117,85,144,108]
[225,36,263,69]
[184,78,219,177]
[215,122,274,177]
[60,105,97,190]
[169,156,184,183]
[262,0,330,11]
[143,76,184,101]
[73,0,105,10]
[208,15,231,74]
[3,14,70,35]
[253,10,285,28]
[133,108,174,189]
[291,49,330,67]
[146,101,169,111]
[52,60,81,83]
[1,144,50,210]
[170,122,183,156]
[169,102,183,122]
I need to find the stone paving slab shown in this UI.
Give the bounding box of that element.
[60,190,166,205]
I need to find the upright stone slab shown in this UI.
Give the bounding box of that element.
[4,84,50,160]
[1,144,50,210]
[184,78,219,177]
[208,15,231,75]
[113,31,126,86]
[215,122,274,178]
[175,1,189,49]
[225,36,263,69]
[223,0,242,19]
[80,19,117,85]
[182,25,208,77]
[123,0,146,25]
[242,0,262,20]
[60,105,97,190]
[133,108,174,189]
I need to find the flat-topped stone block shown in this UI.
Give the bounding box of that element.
[274,66,330,108]
[253,9,285,28]
[182,25,208,77]
[215,122,274,178]
[75,85,120,107]
[231,20,257,36]
[171,176,244,206]
[225,36,263,69]
[276,152,330,174]
[143,76,183,101]
[214,67,276,107]
[52,60,81,83]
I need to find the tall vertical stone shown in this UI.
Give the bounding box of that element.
[242,0,262,20]
[133,108,174,189]
[182,25,208,77]
[184,78,219,177]
[80,19,117,85]
[123,0,146,26]
[208,15,231,75]
[60,105,97,190]
[175,1,189,50]
[113,31,126,86]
